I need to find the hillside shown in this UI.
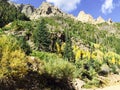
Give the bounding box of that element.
[0,0,29,27]
[0,1,120,90]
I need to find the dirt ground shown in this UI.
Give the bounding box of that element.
[82,74,120,90]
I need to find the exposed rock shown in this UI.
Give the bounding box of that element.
[8,1,35,17]
[16,4,35,17]
[107,18,113,24]
[77,11,95,24]
[9,1,110,24]
[30,2,64,19]
[77,11,107,24]
[99,64,110,76]
[72,79,85,90]
[96,16,105,24]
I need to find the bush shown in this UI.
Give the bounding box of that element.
[75,58,102,87]
[0,35,28,78]
[44,59,76,79]
[17,36,31,55]
[31,51,76,79]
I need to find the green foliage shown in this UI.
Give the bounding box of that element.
[75,58,102,87]
[63,30,74,62]
[44,59,76,79]
[17,36,31,55]
[31,51,76,79]
[33,19,51,51]
[0,0,29,27]
[31,51,60,62]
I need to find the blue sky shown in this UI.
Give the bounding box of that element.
[10,0,120,22]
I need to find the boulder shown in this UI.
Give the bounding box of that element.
[99,64,110,76]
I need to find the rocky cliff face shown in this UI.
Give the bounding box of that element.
[96,16,105,24]
[9,1,112,24]
[8,1,35,17]
[77,11,107,24]
[30,2,65,19]
[19,4,35,17]
[77,11,95,24]
[15,4,35,17]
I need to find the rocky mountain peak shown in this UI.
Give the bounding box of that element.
[30,2,64,19]
[76,11,111,24]
[8,1,112,24]
[96,16,105,24]
[77,11,95,24]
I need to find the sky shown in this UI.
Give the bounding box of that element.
[10,0,120,22]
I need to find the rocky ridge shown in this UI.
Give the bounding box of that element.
[9,1,112,24]
[77,11,112,24]
[8,1,35,17]
[30,2,75,20]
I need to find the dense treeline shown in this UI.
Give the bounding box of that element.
[0,0,29,27]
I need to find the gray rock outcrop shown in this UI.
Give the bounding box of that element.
[30,2,64,19]
[15,4,35,17]
[8,1,111,24]
[96,16,105,24]
[77,11,107,24]
[77,11,95,24]
[8,1,35,17]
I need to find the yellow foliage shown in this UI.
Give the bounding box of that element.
[105,51,118,58]
[94,44,100,49]
[111,57,116,64]
[92,50,104,61]
[61,42,66,51]
[75,50,81,61]
[91,53,96,59]
[85,51,91,60]
[56,42,61,53]
[73,45,79,53]
[0,35,27,78]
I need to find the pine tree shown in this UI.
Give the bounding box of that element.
[63,29,74,62]
[33,19,50,51]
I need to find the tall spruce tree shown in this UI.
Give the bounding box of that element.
[33,19,50,51]
[63,29,74,62]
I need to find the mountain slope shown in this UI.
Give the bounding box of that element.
[0,1,120,90]
[0,0,29,27]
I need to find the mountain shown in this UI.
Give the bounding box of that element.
[77,11,95,24]
[77,11,112,24]
[1,1,120,90]
[30,2,64,19]
[9,1,112,24]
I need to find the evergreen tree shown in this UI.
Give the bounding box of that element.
[63,29,74,62]
[0,0,29,27]
[33,19,50,51]
[17,36,31,55]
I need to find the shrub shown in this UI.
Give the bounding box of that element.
[17,36,31,55]
[44,59,76,79]
[31,51,77,79]
[0,35,28,78]
[75,58,102,87]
